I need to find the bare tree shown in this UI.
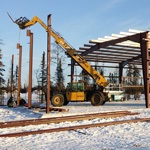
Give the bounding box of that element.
[51,34,66,91]
[125,63,143,100]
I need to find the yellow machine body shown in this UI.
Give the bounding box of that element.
[10,14,110,106]
[66,82,85,101]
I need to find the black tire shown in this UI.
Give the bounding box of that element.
[20,98,26,105]
[109,97,113,102]
[121,97,125,102]
[51,94,64,107]
[102,101,106,105]
[91,92,105,106]
[98,91,105,105]
[63,95,69,105]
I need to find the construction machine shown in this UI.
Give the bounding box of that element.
[8,14,110,106]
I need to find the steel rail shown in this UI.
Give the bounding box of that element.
[0,117,150,137]
[0,111,138,128]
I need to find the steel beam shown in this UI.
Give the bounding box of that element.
[46,14,51,113]
[71,59,75,82]
[27,30,33,109]
[10,55,14,98]
[81,32,146,56]
[17,44,22,106]
[140,32,150,108]
[119,63,123,86]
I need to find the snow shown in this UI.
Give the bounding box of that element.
[0,94,150,150]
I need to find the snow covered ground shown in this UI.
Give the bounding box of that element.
[0,94,150,150]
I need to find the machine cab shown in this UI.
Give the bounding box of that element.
[66,81,85,101]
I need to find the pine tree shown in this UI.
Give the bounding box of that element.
[40,52,47,87]
[8,59,15,93]
[54,58,65,91]
[0,48,5,94]
[126,64,133,85]
[132,65,141,85]
[38,51,47,103]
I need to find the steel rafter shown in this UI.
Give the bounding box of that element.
[73,29,150,108]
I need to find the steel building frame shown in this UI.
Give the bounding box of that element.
[71,29,150,108]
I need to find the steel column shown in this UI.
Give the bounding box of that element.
[17,44,22,106]
[10,55,14,98]
[27,30,33,109]
[140,32,150,108]
[46,14,51,113]
[119,63,123,87]
[71,59,75,82]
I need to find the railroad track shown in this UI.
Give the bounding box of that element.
[1,110,149,138]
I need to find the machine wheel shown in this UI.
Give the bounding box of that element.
[98,91,105,105]
[51,94,64,107]
[102,101,106,105]
[121,97,125,102]
[109,97,114,102]
[91,92,105,106]
[62,95,69,106]
[63,97,69,105]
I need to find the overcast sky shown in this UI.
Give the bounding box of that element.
[0,0,150,85]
